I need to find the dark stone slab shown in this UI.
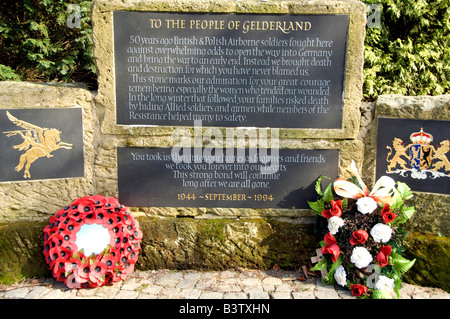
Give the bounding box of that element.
[114,11,348,128]
[0,108,84,182]
[117,146,339,208]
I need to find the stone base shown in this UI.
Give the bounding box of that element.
[0,216,317,284]
[403,232,450,293]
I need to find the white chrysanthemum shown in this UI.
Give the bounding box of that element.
[328,216,344,235]
[350,247,373,269]
[370,223,393,243]
[356,196,378,214]
[375,275,395,292]
[334,265,347,287]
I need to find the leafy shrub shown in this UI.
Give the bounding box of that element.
[0,0,96,88]
[363,0,450,100]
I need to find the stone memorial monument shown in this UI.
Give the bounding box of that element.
[91,0,366,214]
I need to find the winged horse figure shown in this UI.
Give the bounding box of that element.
[3,111,73,178]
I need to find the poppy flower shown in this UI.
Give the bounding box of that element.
[44,195,142,289]
[88,195,107,206]
[101,254,118,269]
[65,258,81,274]
[89,261,107,284]
[66,274,82,289]
[52,257,67,282]
[75,262,91,283]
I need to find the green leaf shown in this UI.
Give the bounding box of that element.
[310,257,327,271]
[323,256,343,285]
[399,206,415,224]
[308,198,324,215]
[372,289,393,299]
[391,252,416,275]
[390,189,404,211]
[396,182,413,200]
[314,176,331,196]
[323,181,334,203]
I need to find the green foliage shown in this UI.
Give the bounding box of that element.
[0,0,96,88]
[363,0,450,100]
[0,64,21,81]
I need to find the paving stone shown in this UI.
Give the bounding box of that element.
[155,274,182,287]
[275,283,292,292]
[292,291,315,299]
[4,287,30,299]
[77,287,100,297]
[25,286,51,299]
[42,288,76,299]
[1,269,448,300]
[270,291,292,299]
[121,277,142,291]
[113,290,139,299]
[137,293,159,299]
[199,291,223,299]
[224,292,248,299]
[314,288,340,299]
[183,272,202,281]
[195,278,217,290]
[95,285,121,298]
[248,291,270,299]
[142,284,163,294]
[262,277,283,286]
[159,287,183,299]
[179,288,202,299]
[176,278,198,289]
[241,278,263,288]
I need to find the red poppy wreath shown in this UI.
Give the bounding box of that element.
[43,195,142,289]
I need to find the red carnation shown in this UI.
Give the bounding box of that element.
[321,200,343,219]
[350,229,369,245]
[351,284,367,297]
[381,204,396,223]
[321,232,341,262]
[376,245,392,267]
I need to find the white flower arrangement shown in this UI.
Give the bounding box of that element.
[370,223,393,243]
[334,265,347,287]
[375,275,395,293]
[309,161,416,299]
[356,196,378,214]
[350,246,373,269]
[328,216,344,235]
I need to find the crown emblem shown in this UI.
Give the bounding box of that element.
[386,126,449,180]
[410,128,433,145]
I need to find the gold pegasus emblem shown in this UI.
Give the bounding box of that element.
[3,111,73,178]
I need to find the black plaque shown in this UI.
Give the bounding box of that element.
[0,108,84,182]
[117,147,339,208]
[114,12,348,128]
[376,118,450,194]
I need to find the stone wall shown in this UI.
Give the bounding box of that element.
[0,0,448,291]
[1,80,448,291]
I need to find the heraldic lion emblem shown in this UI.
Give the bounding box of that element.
[3,111,73,178]
[386,128,450,179]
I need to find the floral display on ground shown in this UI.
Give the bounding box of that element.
[43,195,142,288]
[309,161,416,299]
